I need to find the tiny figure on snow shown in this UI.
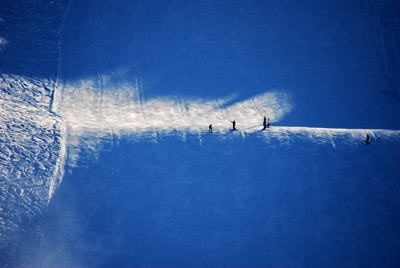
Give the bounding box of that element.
[365,134,371,145]
[263,116,267,130]
[263,117,270,129]
[231,120,236,131]
[209,124,213,133]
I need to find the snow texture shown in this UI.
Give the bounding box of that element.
[0,1,70,264]
[0,74,66,265]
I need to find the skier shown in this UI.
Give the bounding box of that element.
[365,134,371,145]
[209,124,213,133]
[267,118,270,128]
[263,116,267,130]
[231,120,236,131]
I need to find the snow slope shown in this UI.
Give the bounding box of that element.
[1,0,400,267]
[41,0,400,266]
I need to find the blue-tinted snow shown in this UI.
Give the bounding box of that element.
[1,0,400,267]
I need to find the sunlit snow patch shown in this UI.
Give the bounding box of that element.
[53,77,292,135]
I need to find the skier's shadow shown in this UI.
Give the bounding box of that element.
[259,127,270,132]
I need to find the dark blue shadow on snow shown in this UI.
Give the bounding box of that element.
[33,135,400,268]
[2,0,400,128]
